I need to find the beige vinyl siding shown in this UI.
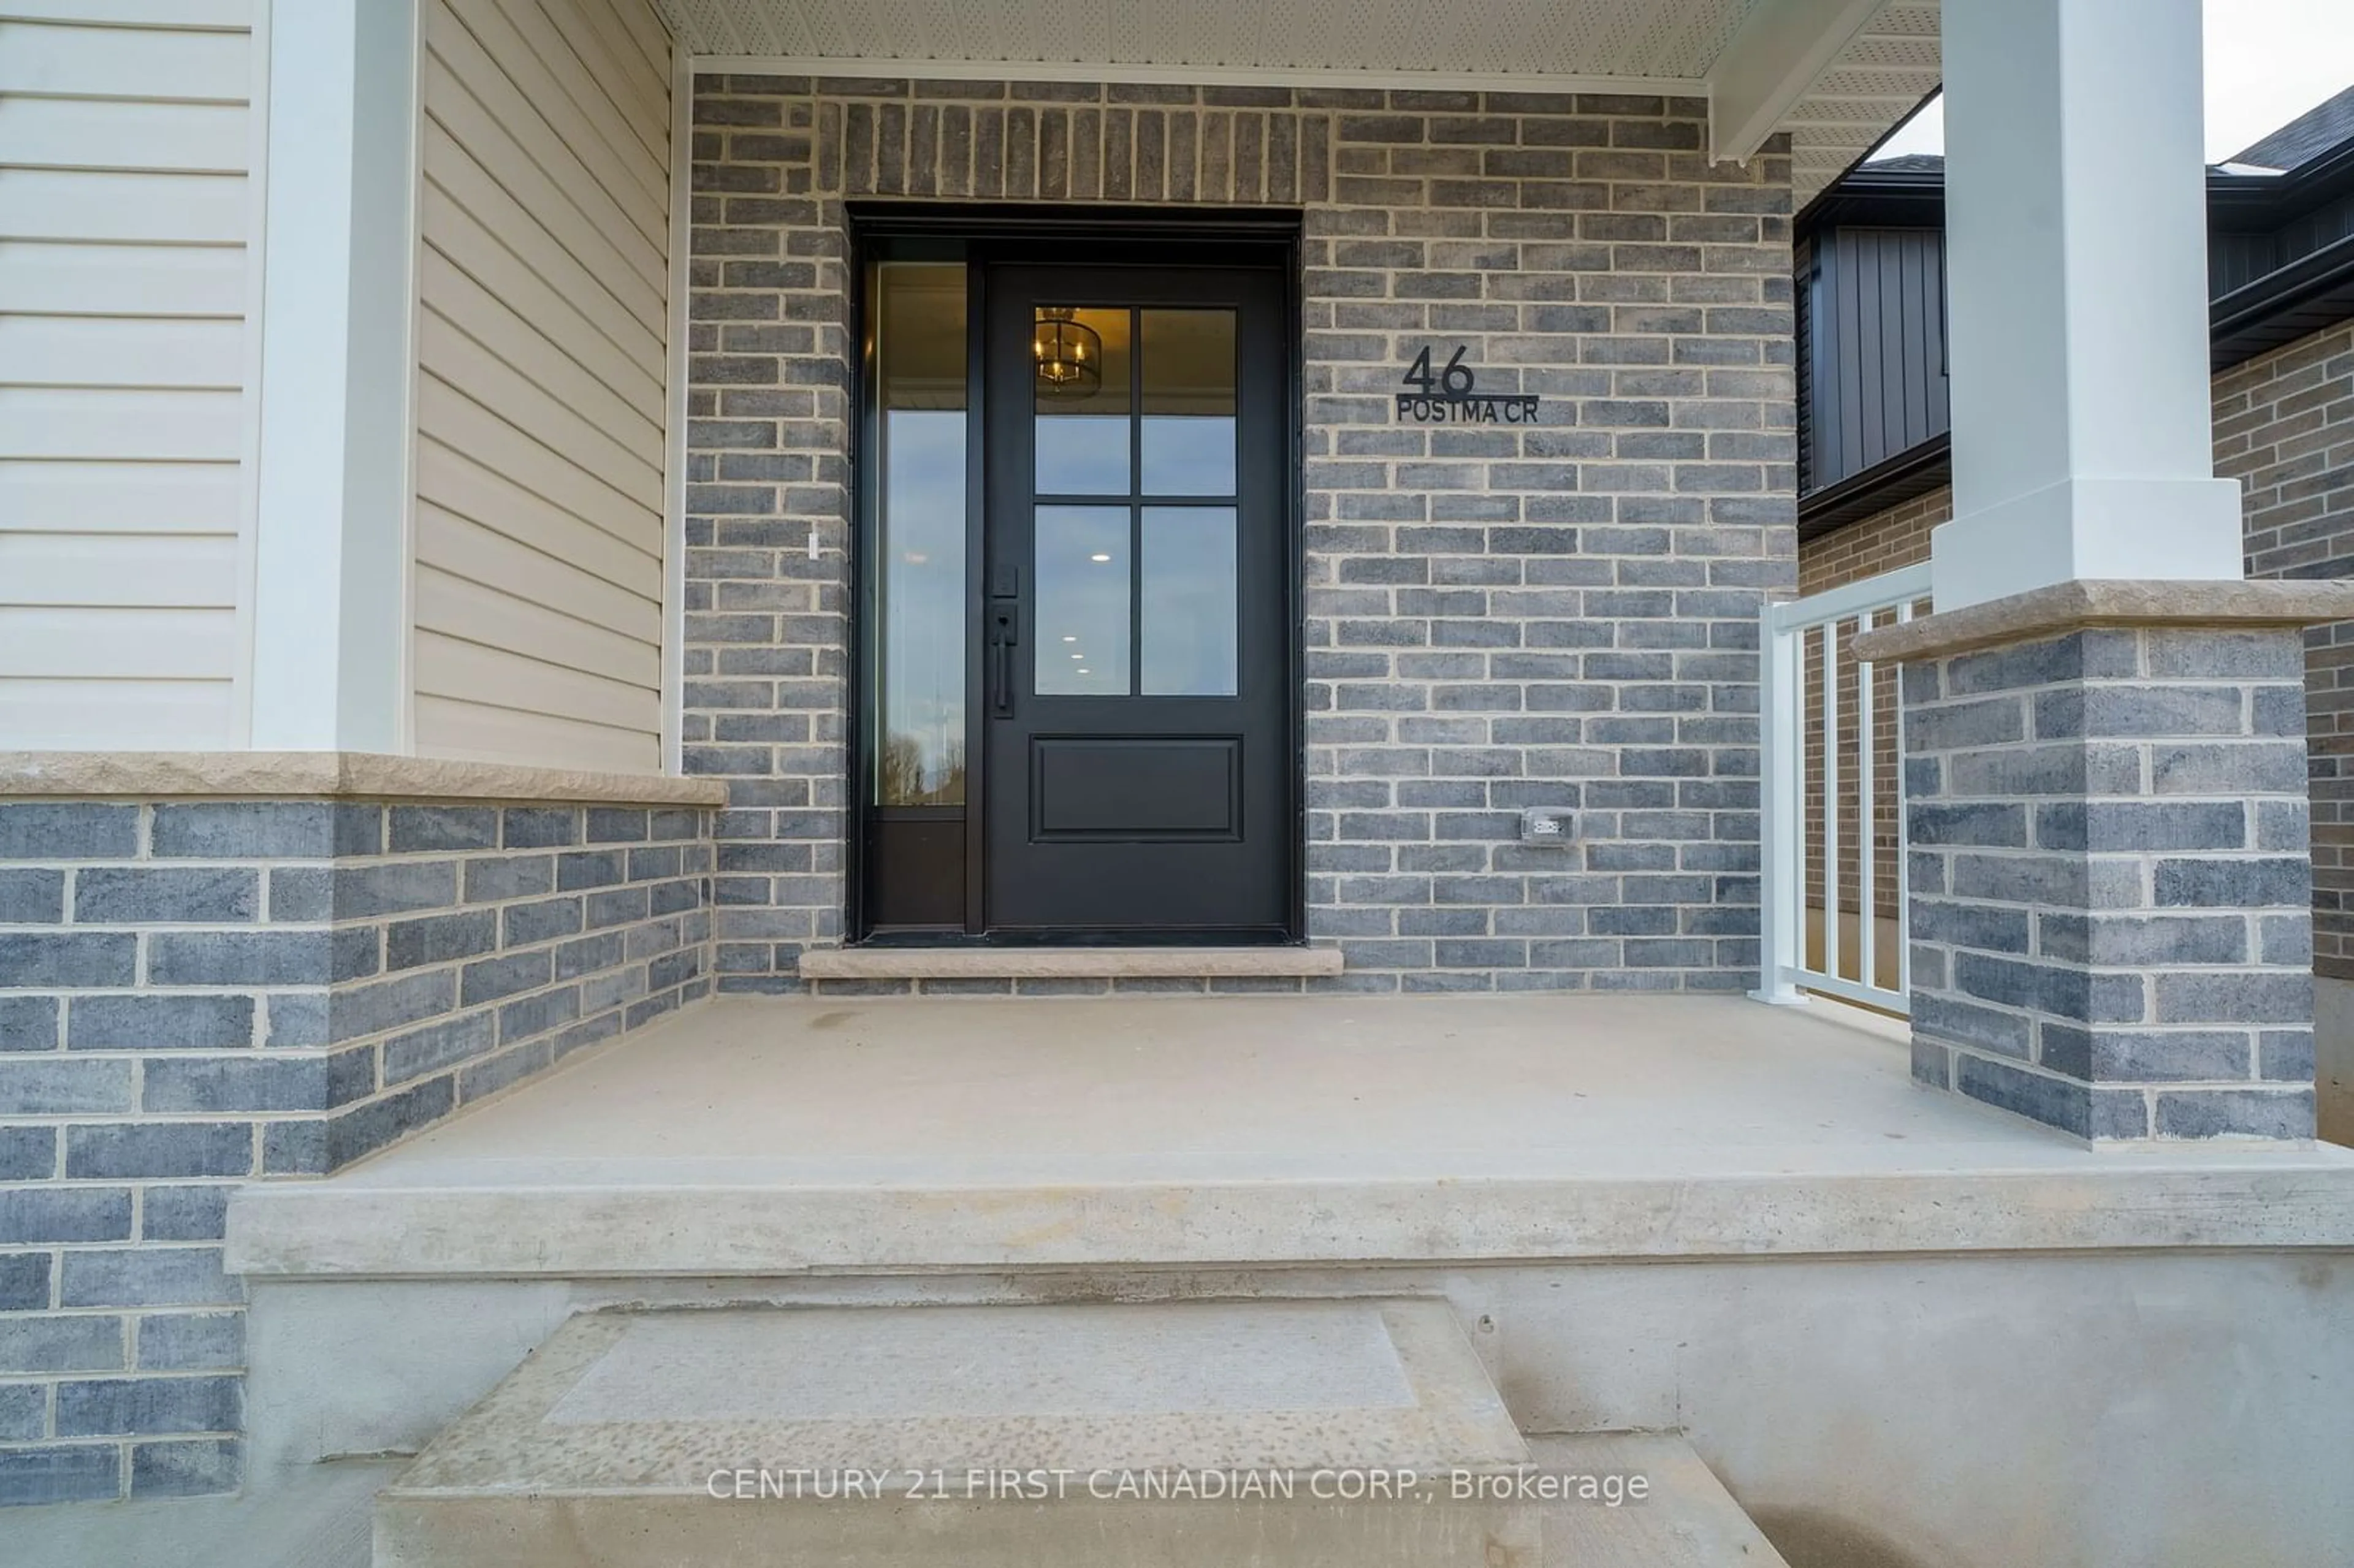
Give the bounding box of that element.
[412,0,671,774]
[0,2,260,748]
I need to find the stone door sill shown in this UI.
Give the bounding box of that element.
[797,946,1345,981]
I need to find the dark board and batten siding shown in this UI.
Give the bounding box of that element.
[2215,186,2354,296]
[2212,230,2279,299]
[1800,158,2354,508]
[1798,232,1817,485]
[2278,189,2354,272]
[1800,226,1949,495]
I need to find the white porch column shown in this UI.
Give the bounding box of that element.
[246,0,419,750]
[1931,0,2242,609]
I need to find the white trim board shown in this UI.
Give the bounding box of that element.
[232,0,273,746]
[684,55,1712,99]
[660,36,689,774]
[394,0,424,756]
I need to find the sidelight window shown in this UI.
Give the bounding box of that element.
[870,261,968,807]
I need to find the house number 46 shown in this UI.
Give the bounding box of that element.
[1402,345,1476,395]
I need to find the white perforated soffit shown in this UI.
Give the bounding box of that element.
[1783,2,1942,202]
[649,0,1941,200]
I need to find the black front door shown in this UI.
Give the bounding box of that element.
[978,262,1292,939]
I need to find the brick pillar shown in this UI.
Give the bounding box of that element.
[1855,590,2354,1141]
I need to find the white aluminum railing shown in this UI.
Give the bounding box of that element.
[1752,563,1933,1014]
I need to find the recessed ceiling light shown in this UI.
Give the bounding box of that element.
[1089,553,1111,562]
[1076,668,1090,675]
[1062,635,1076,642]
[1070,652,1083,659]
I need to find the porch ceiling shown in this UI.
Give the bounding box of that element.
[1785,2,1940,199]
[652,0,1941,202]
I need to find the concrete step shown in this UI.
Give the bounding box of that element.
[373,1300,1786,1568]
[376,1298,1529,1567]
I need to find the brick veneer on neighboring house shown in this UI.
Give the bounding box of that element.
[1798,322,2354,983]
[1794,503,1937,939]
[2217,322,2354,977]
[0,799,713,1502]
[1796,487,1947,599]
[1796,490,1945,588]
[684,75,1800,994]
[1797,490,1945,940]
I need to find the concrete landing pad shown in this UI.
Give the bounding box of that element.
[232,995,2354,1280]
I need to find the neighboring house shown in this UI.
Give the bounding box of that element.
[1794,87,2354,1141]
[2,5,2353,1567]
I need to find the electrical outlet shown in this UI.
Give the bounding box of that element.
[1518,807,1574,845]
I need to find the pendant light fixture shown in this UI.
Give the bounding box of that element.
[1033,307,1102,397]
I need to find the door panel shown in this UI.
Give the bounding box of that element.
[983,262,1291,939]
[1031,737,1240,839]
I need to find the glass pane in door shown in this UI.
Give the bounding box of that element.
[1033,307,1131,495]
[1140,309,1236,497]
[1141,506,1237,695]
[1035,505,1131,695]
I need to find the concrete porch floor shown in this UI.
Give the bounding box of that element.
[227,993,2354,1277]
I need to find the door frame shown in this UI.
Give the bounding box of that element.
[844,205,1307,946]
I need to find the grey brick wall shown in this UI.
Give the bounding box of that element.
[685,75,1797,993]
[1901,629,2317,1140]
[0,798,713,1502]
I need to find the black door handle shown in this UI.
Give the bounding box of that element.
[988,602,1018,717]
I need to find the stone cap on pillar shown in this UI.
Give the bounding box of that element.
[1848,579,2354,665]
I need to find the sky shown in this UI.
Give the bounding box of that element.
[1871,0,2354,166]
